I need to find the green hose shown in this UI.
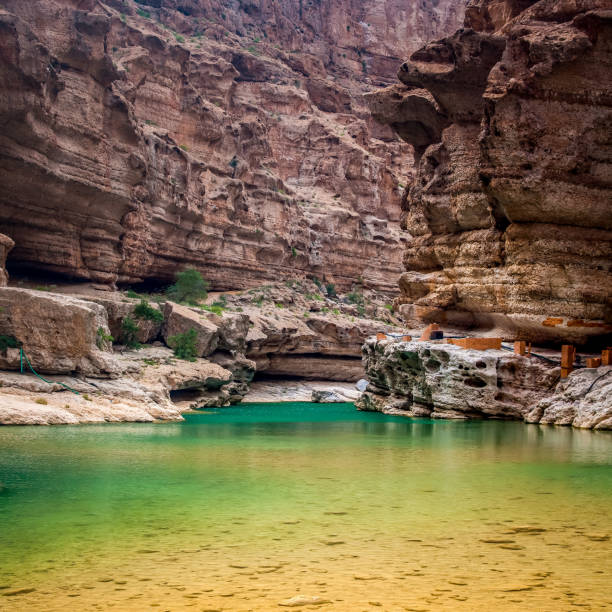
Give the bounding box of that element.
[20,348,80,395]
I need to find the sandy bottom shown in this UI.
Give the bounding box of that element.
[0,403,610,611]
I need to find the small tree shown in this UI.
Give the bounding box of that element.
[134,299,163,323]
[166,268,209,305]
[167,328,198,361]
[120,315,141,349]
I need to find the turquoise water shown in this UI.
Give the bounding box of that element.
[0,402,611,611]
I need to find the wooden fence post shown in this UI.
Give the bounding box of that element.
[561,345,575,378]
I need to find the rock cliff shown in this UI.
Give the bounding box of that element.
[0,279,403,424]
[368,0,612,345]
[0,0,463,293]
[357,337,612,429]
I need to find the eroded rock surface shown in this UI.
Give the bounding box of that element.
[0,288,118,376]
[0,0,464,293]
[0,281,402,423]
[368,0,612,344]
[357,337,559,420]
[0,233,13,286]
[527,366,612,430]
[0,347,240,424]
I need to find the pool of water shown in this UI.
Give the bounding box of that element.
[0,402,611,611]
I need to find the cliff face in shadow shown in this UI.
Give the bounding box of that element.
[0,0,463,293]
[368,0,612,345]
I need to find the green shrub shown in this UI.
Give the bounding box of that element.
[332,308,340,315]
[179,144,189,151]
[96,327,114,349]
[325,283,337,298]
[384,304,394,311]
[136,8,150,18]
[167,268,209,305]
[120,316,141,349]
[0,335,21,352]
[126,289,141,299]
[167,328,198,361]
[134,300,163,323]
[291,246,297,258]
[200,304,224,316]
[35,398,48,405]
[347,287,366,317]
[175,33,185,43]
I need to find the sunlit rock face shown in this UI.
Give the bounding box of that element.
[0,0,463,293]
[368,0,612,345]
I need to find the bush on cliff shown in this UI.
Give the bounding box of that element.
[120,316,141,349]
[0,335,21,352]
[134,299,164,323]
[167,328,198,361]
[167,269,209,305]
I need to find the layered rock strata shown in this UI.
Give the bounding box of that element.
[0,280,402,423]
[0,0,463,293]
[357,337,612,429]
[368,0,612,344]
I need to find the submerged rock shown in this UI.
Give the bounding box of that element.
[278,595,331,607]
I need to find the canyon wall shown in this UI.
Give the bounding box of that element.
[0,0,464,293]
[369,0,612,344]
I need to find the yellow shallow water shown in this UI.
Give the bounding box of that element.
[0,403,610,611]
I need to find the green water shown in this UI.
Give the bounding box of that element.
[0,402,611,611]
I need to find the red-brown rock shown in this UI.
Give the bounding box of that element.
[369,0,612,345]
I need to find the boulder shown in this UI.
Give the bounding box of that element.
[162,302,219,357]
[0,288,118,376]
[87,296,163,344]
[311,389,345,403]
[0,233,14,286]
[526,366,612,430]
[357,337,558,420]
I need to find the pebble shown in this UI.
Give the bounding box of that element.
[2,588,36,597]
[278,595,331,607]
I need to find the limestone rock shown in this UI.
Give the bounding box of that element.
[0,0,464,295]
[0,288,118,376]
[368,0,612,344]
[0,346,248,424]
[526,366,612,430]
[87,295,163,344]
[311,389,346,403]
[357,338,558,420]
[162,302,219,357]
[0,233,13,286]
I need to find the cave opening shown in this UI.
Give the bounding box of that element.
[169,388,204,403]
